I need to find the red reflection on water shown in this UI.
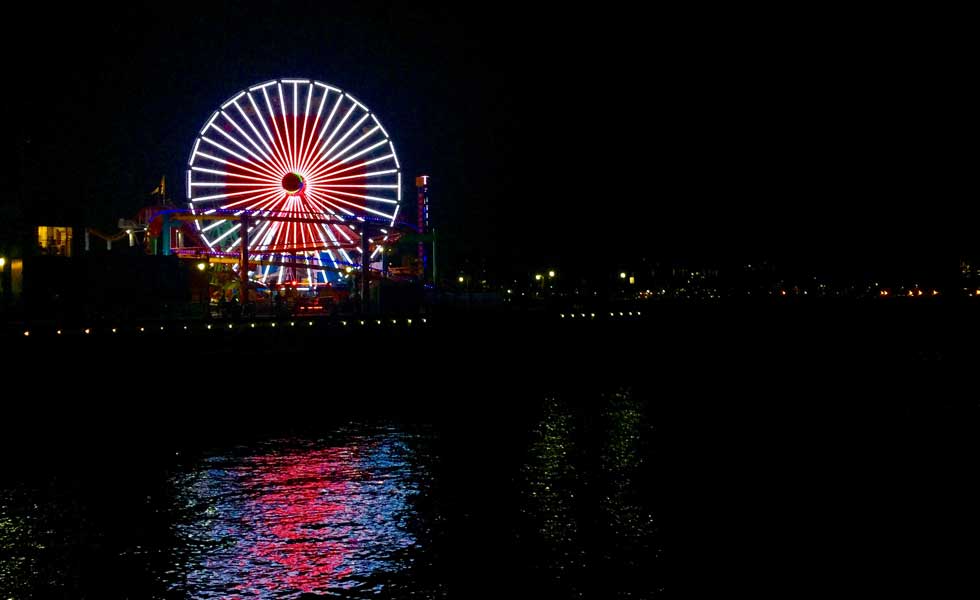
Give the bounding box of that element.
[239,447,361,594]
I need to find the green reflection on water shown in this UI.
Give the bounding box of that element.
[523,396,581,547]
[521,388,662,597]
[599,389,657,548]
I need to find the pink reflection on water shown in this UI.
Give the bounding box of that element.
[174,435,420,598]
[241,447,358,593]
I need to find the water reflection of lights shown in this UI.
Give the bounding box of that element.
[521,390,661,596]
[167,431,428,598]
[599,389,658,542]
[0,491,38,599]
[521,396,586,573]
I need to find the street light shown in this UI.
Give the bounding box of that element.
[548,270,555,278]
[620,272,627,279]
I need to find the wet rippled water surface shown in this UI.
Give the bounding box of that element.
[1,391,662,599]
[164,431,437,598]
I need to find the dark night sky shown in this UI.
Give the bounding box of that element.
[3,4,972,280]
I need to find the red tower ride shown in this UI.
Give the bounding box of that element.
[416,175,430,281]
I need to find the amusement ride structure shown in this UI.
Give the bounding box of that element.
[79,78,429,313]
[160,78,412,307]
[183,77,402,282]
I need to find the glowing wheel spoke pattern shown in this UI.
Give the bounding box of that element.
[188,79,400,285]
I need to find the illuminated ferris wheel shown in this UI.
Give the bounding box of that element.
[186,78,401,285]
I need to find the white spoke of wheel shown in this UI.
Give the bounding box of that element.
[200,136,281,180]
[221,188,283,209]
[333,138,391,167]
[293,83,301,171]
[238,219,263,253]
[312,225,341,270]
[307,190,355,217]
[210,123,266,167]
[262,86,293,173]
[336,223,355,244]
[323,125,379,166]
[309,153,395,181]
[192,151,279,182]
[221,109,288,175]
[210,223,241,246]
[232,191,283,216]
[298,85,330,173]
[248,220,274,255]
[324,188,398,205]
[316,113,370,168]
[192,182,279,188]
[301,93,343,174]
[277,83,295,171]
[191,166,271,184]
[298,82,314,171]
[201,219,227,233]
[255,220,280,259]
[318,193,395,220]
[244,93,288,169]
[324,184,398,190]
[313,102,356,169]
[318,169,397,184]
[192,187,277,204]
[304,193,337,217]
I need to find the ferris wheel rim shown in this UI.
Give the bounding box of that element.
[185,78,401,286]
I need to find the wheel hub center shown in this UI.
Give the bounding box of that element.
[282,172,305,194]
